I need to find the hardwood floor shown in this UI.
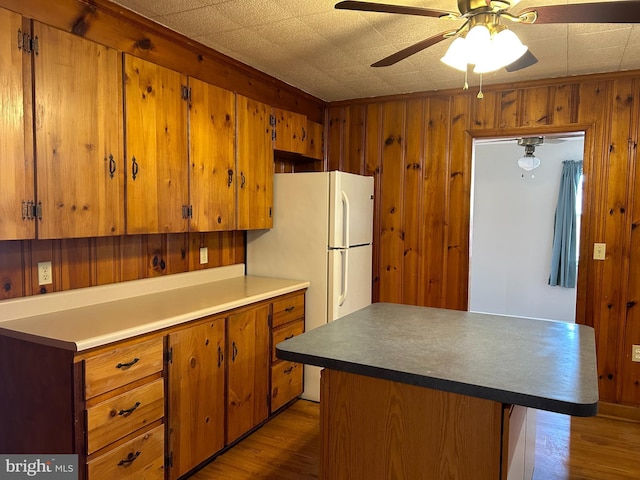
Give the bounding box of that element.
[189,400,640,480]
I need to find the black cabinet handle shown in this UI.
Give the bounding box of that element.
[285,306,295,312]
[240,172,246,188]
[109,154,116,179]
[217,345,224,368]
[301,127,306,141]
[131,156,139,180]
[227,169,234,187]
[118,451,141,466]
[284,334,294,341]
[283,366,293,374]
[232,341,238,362]
[118,401,141,416]
[116,358,139,369]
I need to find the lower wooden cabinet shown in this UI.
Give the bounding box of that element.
[0,288,306,480]
[167,318,226,480]
[270,292,305,413]
[87,424,165,480]
[227,304,270,444]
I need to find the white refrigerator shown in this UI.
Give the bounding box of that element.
[246,171,374,401]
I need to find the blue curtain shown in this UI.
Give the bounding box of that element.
[549,160,583,288]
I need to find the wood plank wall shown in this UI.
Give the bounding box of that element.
[326,73,640,409]
[0,232,244,298]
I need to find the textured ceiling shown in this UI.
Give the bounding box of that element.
[111,0,640,102]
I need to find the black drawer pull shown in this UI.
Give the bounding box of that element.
[284,334,294,340]
[118,401,141,416]
[284,306,295,312]
[116,358,139,369]
[131,156,139,180]
[217,345,224,368]
[283,366,294,374]
[118,451,141,466]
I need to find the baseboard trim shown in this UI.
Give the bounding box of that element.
[598,401,640,423]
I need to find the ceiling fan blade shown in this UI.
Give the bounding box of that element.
[505,50,538,72]
[335,1,457,18]
[371,31,454,67]
[517,1,640,24]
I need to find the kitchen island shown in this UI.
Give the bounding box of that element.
[276,303,599,480]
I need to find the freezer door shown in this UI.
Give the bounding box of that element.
[328,244,372,321]
[329,171,374,248]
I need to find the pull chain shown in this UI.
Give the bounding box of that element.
[477,73,484,99]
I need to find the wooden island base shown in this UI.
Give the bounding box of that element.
[320,369,533,480]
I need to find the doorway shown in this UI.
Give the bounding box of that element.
[468,133,585,323]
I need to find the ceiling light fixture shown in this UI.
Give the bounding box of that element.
[440,14,528,96]
[517,136,543,177]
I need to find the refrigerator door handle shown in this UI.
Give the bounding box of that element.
[338,249,349,306]
[341,190,350,248]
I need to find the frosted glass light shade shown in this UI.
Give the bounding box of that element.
[441,37,469,71]
[474,29,528,73]
[441,25,528,74]
[517,154,541,171]
[465,25,491,66]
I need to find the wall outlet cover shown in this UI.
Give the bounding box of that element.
[632,345,640,363]
[38,261,52,286]
[199,247,208,265]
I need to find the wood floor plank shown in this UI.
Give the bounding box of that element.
[189,400,640,480]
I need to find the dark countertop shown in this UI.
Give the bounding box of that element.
[276,303,599,416]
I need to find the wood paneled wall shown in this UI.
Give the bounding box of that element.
[327,73,640,409]
[0,232,244,300]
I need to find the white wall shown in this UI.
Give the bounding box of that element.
[469,137,584,323]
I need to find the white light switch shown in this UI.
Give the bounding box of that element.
[633,345,640,363]
[199,247,208,265]
[593,243,606,260]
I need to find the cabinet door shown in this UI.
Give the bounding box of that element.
[0,10,34,240]
[236,95,273,230]
[34,23,124,239]
[167,318,225,480]
[226,304,270,444]
[189,78,236,231]
[273,107,307,154]
[306,120,324,161]
[124,55,188,234]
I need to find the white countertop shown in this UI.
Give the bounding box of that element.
[0,265,309,352]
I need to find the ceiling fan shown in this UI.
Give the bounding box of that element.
[335,0,640,74]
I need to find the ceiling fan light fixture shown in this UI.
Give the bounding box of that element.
[517,152,541,171]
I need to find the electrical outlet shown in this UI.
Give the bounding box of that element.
[38,261,52,286]
[199,247,208,265]
[593,243,606,260]
[633,345,640,363]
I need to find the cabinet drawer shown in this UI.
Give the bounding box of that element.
[87,378,164,454]
[87,424,164,480]
[272,319,304,363]
[271,361,303,412]
[272,293,304,328]
[85,337,164,399]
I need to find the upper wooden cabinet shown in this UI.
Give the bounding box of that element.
[189,79,236,231]
[272,107,324,161]
[273,107,307,155]
[34,22,124,239]
[0,9,34,240]
[124,55,189,234]
[237,95,274,230]
[306,119,324,161]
